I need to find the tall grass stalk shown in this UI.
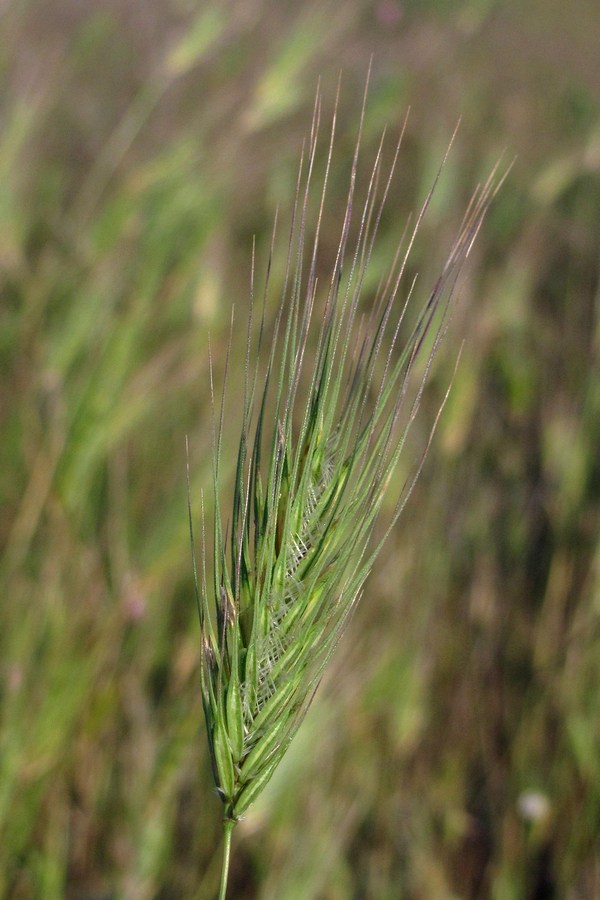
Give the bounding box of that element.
[188,76,502,898]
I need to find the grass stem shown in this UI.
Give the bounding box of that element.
[218,818,235,900]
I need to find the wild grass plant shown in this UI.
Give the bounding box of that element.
[189,79,502,898]
[3,4,600,895]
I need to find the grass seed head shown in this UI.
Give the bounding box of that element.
[189,78,503,824]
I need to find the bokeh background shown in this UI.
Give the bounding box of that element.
[2,1,600,897]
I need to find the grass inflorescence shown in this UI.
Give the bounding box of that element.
[188,77,502,897]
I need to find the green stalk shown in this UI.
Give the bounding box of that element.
[218,818,235,900]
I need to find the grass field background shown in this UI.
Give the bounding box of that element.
[2,1,600,897]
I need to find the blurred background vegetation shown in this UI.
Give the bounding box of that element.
[1,0,599,897]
